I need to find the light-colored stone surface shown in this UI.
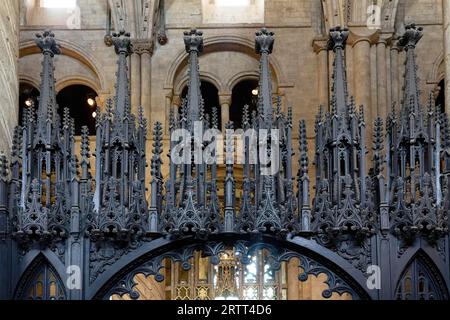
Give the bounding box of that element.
[0,0,19,155]
[444,0,450,113]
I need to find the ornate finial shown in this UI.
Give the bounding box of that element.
[35,30,61,56]
[287,106,293,128]
[328,26,349,51]
[180,98,188,125]
[184,29,203,126]
[212,107,219,130]
[331,96,338,116]
[255,28,274,54]
[0,152,8,181]
[242,105,250,129]
[11,126,22,161]
[62,107,71,130]
[373,117,384,175]
[398,23,423,50]
[184,29,204,53]
[151,122,163,177]
[80,126,90,160]
[299,120,309,177]
[137,106,145,128]
[442,113,450,149]
[105,98,113,118]
[359,106,365,124]
[112,30,132,56]
[276,96,282,116]
[169,108,176,132]
[348,97,356,115]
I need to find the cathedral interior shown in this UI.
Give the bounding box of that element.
[0,0,450,301]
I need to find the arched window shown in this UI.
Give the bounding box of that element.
[109,247,354,301]
[435,79,445,113]
[396,255,449,300]
[19,82,40,125]
[230,80,259,129]
[56,85,98,135]
[17,258,66,300]
[181,81,221,128]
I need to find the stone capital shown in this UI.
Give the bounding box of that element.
[219,94,232,106]
[347,29,380,47]
[398,23,423,50]
[312,37,328,54]
[35,30,61,56]
[255,28,275,54]
[112,30,132,56]
[172,95,182,107]
[184,29,204,53]
[378,32,394,45]
[131,39,154,56]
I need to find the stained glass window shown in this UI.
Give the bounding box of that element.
[396,257,446,300]
[22,262,66,300]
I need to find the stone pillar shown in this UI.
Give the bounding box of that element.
[140,49,152,124]
[219,94,232,131]
[313,39,329,107]
[376,36,389,118]
[350,36,372,110]
[390,45,401,108]
[0,0,19,300]
[165,92,175,135]
[132,40,153,122]
[172,94,182,109]
[0,0,19,155]
[349,30,378,147]
[444,0,450,113]
[130,51,141,112]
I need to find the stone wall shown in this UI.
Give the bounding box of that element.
[0,0,19,155]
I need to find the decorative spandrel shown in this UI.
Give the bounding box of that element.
[106,242,357,301]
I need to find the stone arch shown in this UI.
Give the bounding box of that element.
[174,71,223,96]
[13,251,67,300]
[19,75,40,90]
[56,76,101,94]
[226,71,261,93]
[165,35,286,92]
[394,249,449,300]
[87,235,375,300]
[19,39,107,92]
[427,51,445,85]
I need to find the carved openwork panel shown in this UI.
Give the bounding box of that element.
[103,241,360,300]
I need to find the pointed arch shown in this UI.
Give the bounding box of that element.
[395,250,449,300]
[14,254,67,300]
